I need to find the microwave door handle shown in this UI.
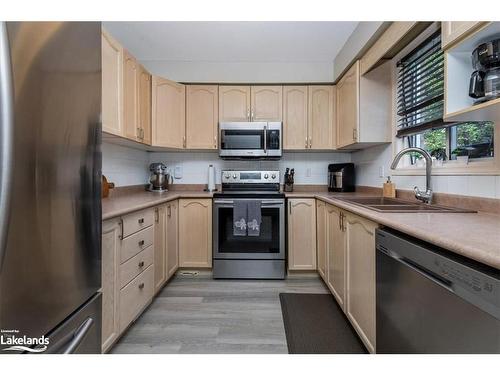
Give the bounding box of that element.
[263,125,267,154]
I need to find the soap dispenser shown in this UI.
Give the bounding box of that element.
[383,176,396,198]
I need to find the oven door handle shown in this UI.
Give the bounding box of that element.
[214,199,284,205]
[263,124,267,154]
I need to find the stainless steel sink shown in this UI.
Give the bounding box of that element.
[337,196,476,213]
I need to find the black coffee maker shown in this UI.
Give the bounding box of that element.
[328,163,355,192]
[469,38,500,103]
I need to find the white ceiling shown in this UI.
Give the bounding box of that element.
[103,21,359,63]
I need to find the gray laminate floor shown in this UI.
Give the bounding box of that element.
[111,271,329,354]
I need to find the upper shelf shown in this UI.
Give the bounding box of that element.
[444,22,500,122]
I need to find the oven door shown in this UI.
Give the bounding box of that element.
[219,122,266,157]
[213,199,285,260]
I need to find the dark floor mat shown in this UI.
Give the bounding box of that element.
[279,293,367,354]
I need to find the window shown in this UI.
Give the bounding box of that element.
[396,29,495,167]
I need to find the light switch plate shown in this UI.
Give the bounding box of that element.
[174,165,182,179]
[379,166,385,178]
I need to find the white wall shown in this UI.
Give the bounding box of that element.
[102,143,150,187]
[352,144,500,199]
[149,151,351,186]
[142,60,335,83]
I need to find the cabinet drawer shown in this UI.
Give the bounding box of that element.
[122,209,154,238]
[119,245,154,289]
[119,265,154,332]
[120,225,154,264]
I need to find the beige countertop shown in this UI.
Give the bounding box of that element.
[102,188,500,270]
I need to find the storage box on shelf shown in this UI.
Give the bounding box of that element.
[444,22,500,122]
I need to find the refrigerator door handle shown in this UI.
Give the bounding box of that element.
[62,317,94,354]
[0,21,14,272]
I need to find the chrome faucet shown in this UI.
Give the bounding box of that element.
[390,147,433,204]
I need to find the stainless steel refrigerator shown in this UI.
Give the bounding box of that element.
[0,22,102,354]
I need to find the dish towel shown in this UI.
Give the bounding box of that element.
[233,200,247,236]
[247,200,261,236]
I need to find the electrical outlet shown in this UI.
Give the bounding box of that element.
[379,166,385,178]
[306,168,311,177]
[174,165,182,179]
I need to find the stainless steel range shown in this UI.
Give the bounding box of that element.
[213,170,285,279]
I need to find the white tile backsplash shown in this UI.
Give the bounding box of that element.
[102,142,150,187]
[351,143,500,199]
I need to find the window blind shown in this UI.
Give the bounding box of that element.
[396,30,454,137]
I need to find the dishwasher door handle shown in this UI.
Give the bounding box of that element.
[379,246,454,294]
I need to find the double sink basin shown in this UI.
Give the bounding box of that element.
[337,197,476,213]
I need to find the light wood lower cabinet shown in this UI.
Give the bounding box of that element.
[344,212,378,353]
[101,218,121,353]
[154,205,167,292]
[166,200,179,278]
[316,200,327,280]
[179,199,212,268]
[287,199,317,270]
[326,204,346,310]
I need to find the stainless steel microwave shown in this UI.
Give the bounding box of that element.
[219,122,282,158]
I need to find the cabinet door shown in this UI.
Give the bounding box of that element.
[101,218,121,353]
[336,61,359,148]
[316,200,327,281]
[154,206,166,293]
[326,205,345,309]
[101,30,123,137]
[308,85,335,149]
[288,199,317,270]
[186,85,218,149]
[441,22,487,50]
[123,49,139,141]
[166,200,179,278]
[283,86,308,150]
[345,212,378,353]
[218,86,251,122]
[251,86,282,121]
[152,76,185,148]
[137,64,152,145]
[179,199,212,268]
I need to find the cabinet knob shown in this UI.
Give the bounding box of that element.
[138,261,145,267]
[138,218,144,224]
[138,282,145,290]
[138,240,145,246]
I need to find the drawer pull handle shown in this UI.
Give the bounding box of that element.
[138,240,145,246]
[138,218,144,224]
[138,282,145,290]
[138,261,145,267]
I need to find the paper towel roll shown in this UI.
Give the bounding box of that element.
[208,164,215,192]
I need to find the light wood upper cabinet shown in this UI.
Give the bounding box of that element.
[288,199,317,270]
[336,62,359,148]
[152,76,186,148]
[179,199,212,268]
[336,60,391,150]
[137,64,152,145]
[308,85,335,149]
[218,86,251,122]
[101,30,123,137]
[283,86,308,149]
[441,22,488,50]
[123,50,139,141]
[326,204,346,310]
[186,85,219,149]
[345,212,378,353]
[154,205,167,293]
[316,200,327,281]
[251,86,282,121]
[101,218,121,353]
[166,200,179,278]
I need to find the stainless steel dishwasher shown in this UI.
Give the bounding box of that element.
[376,228,500,353]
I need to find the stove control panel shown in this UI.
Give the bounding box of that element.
[221,170,280,184]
